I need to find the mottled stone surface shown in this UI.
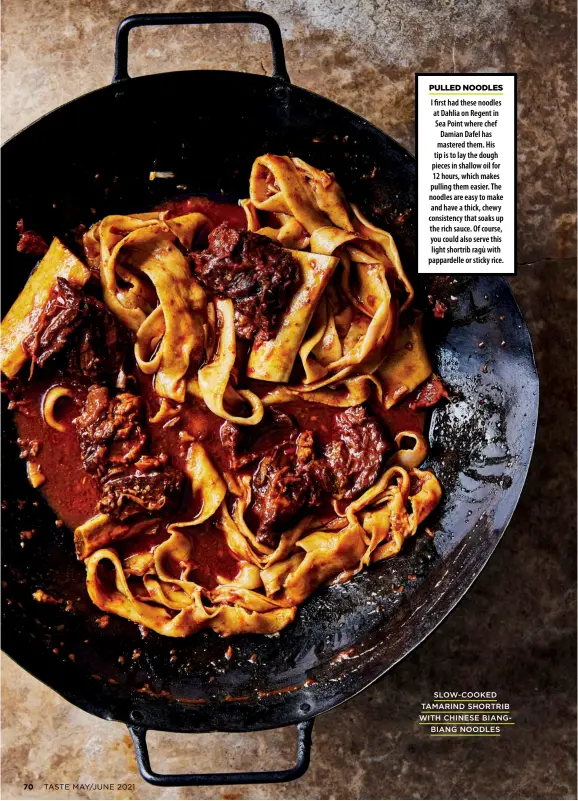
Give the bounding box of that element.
[1,0,576,799]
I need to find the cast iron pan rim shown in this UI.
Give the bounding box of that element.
[1,69,416,165]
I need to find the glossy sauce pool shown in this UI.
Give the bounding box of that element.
[14,375,100,530]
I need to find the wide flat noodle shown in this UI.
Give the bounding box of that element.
[312,291,343,365]
[42,385,74,432]
[283,524,367,604]
[167,443,226,531]
[298,297,330,384]
[216,561,262,590]
[292,158,354,231]
[100,213,209,403]
[351,204,414,311]
[197,298,264,424]
[262,374,382,408]
[249,154,330,233]
[320,264,397,374]
[246,251,339,382]
[387,431,429,469]
[74,514,158,560]
[377,312,432,408]
[309,226,359,256]
[85,546,296,637]
[370,469,442,562]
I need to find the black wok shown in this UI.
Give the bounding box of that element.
[1,11,539,787]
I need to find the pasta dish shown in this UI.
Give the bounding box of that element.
[1,155,447,637]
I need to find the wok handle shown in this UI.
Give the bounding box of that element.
[128,719,314,787]
[113,11,290,83]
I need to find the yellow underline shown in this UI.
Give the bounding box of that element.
[429,92,504,96]
[420,712,506,725]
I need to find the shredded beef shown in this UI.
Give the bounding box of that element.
[220,410,297,469]
[219,420,241,457]
[321,406,389,500]
[251,431,328,548]
[16,219,48,257]
[99,467,184,521]
[409,375,449,410]
[73,386,148,477]
[23,278,127,382]
[74,387,184,521]
[249,405,389,546]
[191,223,299,342]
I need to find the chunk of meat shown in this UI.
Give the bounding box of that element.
[294,429,315,466]
[16,219,48,257]
[191,223,299,342]
[251,431,327,548]
[73,387,147,477]
[219,420,241,457]
[409,375,449,410]
[23,278,128,382]
[74,387,184,521]
[99,467,184,521]
[220,410,297,469]
[248,405,389,546]
[322,406,389,500]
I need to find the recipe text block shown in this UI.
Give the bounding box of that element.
[416,74,516,275]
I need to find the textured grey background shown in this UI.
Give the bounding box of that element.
[1,0,576,798]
